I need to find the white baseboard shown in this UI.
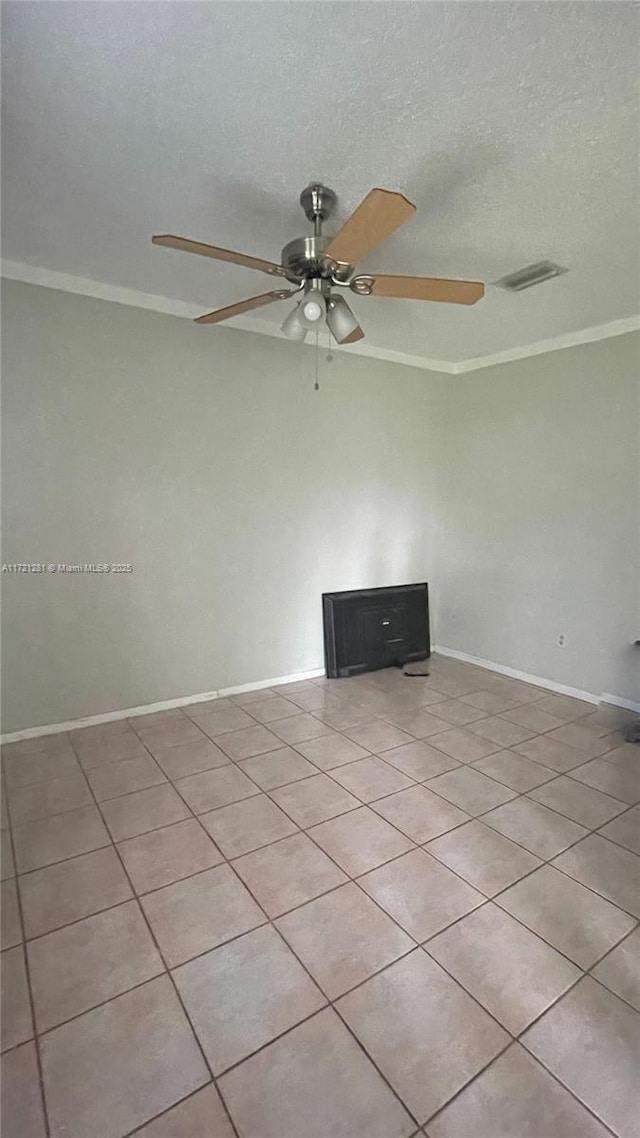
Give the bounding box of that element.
[434,645,600,704]
[600,692,640,714]
[0,667,325,743]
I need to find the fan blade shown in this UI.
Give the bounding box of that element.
[195,290,296,325]
[152,235,284,277]
[323,189,415,268]
[353,274,484,305]
[342,325,365,344]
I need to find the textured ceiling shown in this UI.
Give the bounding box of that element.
[2,1,639,363]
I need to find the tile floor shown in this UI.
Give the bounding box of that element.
[1,655,639,1138]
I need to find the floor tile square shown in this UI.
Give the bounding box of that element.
[426,767,517,814]
[428,1042,612,1138]
[532,694,595,722]
[100,784,190,841]
[132,1083,235,1138]
[501,704,566,733]
[245,696,301,723]
[312,702,375,730]
[427,675,482,698]
[41,975,209,1138]
[471,749,555,792]
[141,864,264,966]
[427,903,580,1034]
[359,848,484,941]
[545,722,623,759]
[383,708,452,738]
[232,833,347,917]
[187,705,254,735]
[431,699,489,726]
[4,748,80,790]
[215,724,283,761]
[269,713,331,744]
[523,977,640,1138]
[131,709,190,730]
[28,900,164,1032]
[294,731,371,770]
[309,805,414,876]
[598,806,640,854]
[467,715,536,748]
[174,765,259,813]
[85,754,166,802]
[20,847,132,938]
[569,751,640,804]
[1,1041,47,1138]
[133,718,206,751]
[117,818,223,893]
[592,928,640,1012]
[1,946,33,1051]
[151,738,230,780]
[426,820,541,896]
[13,805,111,872]
[4,733,72,761]
[270,773,359,827]
[428,729,500,763]
[201,794,298,857]
[483,796,587,858]
[329,756,415,802]
[1,880,21,948]
[8,771,93,826]
[529,774,626,827]
[174,924,325,1073]
[382,740,461,780]
[74,731,149,770]
[343,720,416,752]
[238,747,316,790]
[460,690,522,714]
[337,949,508,1123]
[552,834,640,916]
[219,1007,414,1138]
[371,784,470,843]
[513,735,589,773]
[497,865,635,968]
[276,883,413,998]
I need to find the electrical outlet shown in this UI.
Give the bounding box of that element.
[557,634,566,647]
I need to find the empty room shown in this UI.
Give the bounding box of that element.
[1,3,639,1137]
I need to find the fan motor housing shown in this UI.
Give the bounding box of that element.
[281,235,352,284]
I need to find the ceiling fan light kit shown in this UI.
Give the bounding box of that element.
[153,182,487,344]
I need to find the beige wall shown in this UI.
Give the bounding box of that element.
[436,333,640,704]
[2,281,638,733]
[1,281,443,732]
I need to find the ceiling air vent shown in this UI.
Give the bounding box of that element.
[495,261,568,292]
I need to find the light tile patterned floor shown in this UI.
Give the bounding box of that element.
[1,655,639,1138]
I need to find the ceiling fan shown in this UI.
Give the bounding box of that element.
[152,184,484,345]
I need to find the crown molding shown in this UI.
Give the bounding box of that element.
[453,315,640,373]
[3,259,638,375]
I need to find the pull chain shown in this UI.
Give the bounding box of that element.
[313,331,319,391]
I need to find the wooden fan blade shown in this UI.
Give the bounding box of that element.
[355,274,484,305]
[323,189,416,268]
[341,325,365,345]
[195,290,296,325]
[152,235,284,277]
